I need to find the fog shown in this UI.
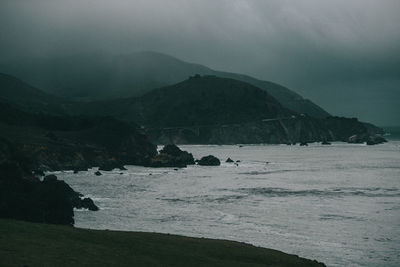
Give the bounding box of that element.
[1,0,399,125]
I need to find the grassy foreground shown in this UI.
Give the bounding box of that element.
[0,219,325,267]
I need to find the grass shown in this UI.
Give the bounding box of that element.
[0,219,325,267]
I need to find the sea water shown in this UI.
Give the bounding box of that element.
[57,141,400,267]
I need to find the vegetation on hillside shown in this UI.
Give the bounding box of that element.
[0,219,326,267]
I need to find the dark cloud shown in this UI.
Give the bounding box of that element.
[1,0,399,125]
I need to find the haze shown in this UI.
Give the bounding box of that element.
[1,0,399,126]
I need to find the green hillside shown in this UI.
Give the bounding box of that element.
[0,219,326,267]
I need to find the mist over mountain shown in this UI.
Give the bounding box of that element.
[0,51,330,118]
[1,0,399,126]
[0,71,384,145]
[0,3,397,265]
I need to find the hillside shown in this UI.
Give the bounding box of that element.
[0,51,330,118]
[0,73,384,145]
[76,75,382,145]
[139,76,293,127]
[0,73,68,114]
[0,219,326,267]
[0,102,156,171]
[87,75,293,127]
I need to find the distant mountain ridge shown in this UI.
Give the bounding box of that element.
[0,72,385,145]
[78,75,294,127]
[0,51,330,118]
[0,73,68,115]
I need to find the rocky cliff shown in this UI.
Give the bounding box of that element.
[146,115,384,145]
[0,138,98,225]
[0,102,157,171]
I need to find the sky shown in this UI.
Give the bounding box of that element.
[1,0,399,126]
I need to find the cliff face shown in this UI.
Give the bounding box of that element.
[0,73,385,147]
[0,103,157,171]
[81,76,381,145]
[146,116,383,145]
[0,138,98,225]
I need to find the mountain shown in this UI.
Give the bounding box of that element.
[75,75,383,145]
[80,75,293,127]
[0,72,385,145]
[0,51,330,118]
[0,73,68,114]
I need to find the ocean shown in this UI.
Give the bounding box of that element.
[56,141,400,267]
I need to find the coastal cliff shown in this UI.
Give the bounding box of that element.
[146,115,385,145]
[0,102,157,171]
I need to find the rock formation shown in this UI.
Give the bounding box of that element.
[0,139,98,225]
[198,155,221,166]
[147,144,195,167]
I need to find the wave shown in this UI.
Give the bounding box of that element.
[159,194,247,204]
[235,187,400,198]
[239,169,305,175]
[319,214,366,221]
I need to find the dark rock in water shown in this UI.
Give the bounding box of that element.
[366,135,387,145]
[348,134,364,144]
[198,155,221,166]
[348,133,387,145]
[321,140,331,145]
[226,158,234,163]
[159,144,182,157]
[40,174,99,213]
[1,164,72,225]
[148,153,185,168]
[300,142,308,146]
[161,144,195,165]
[71,196,98,211]
[148,144,195,168]
[72,197,99,211]
[0,137,99,226]
[236,160,241,163]
[94,171,102,176]
[73,170,79,174]
[81,198,99,211]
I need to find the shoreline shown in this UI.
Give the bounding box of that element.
[0,219,326,267]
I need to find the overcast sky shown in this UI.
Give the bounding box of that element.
[1,0,399,125]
